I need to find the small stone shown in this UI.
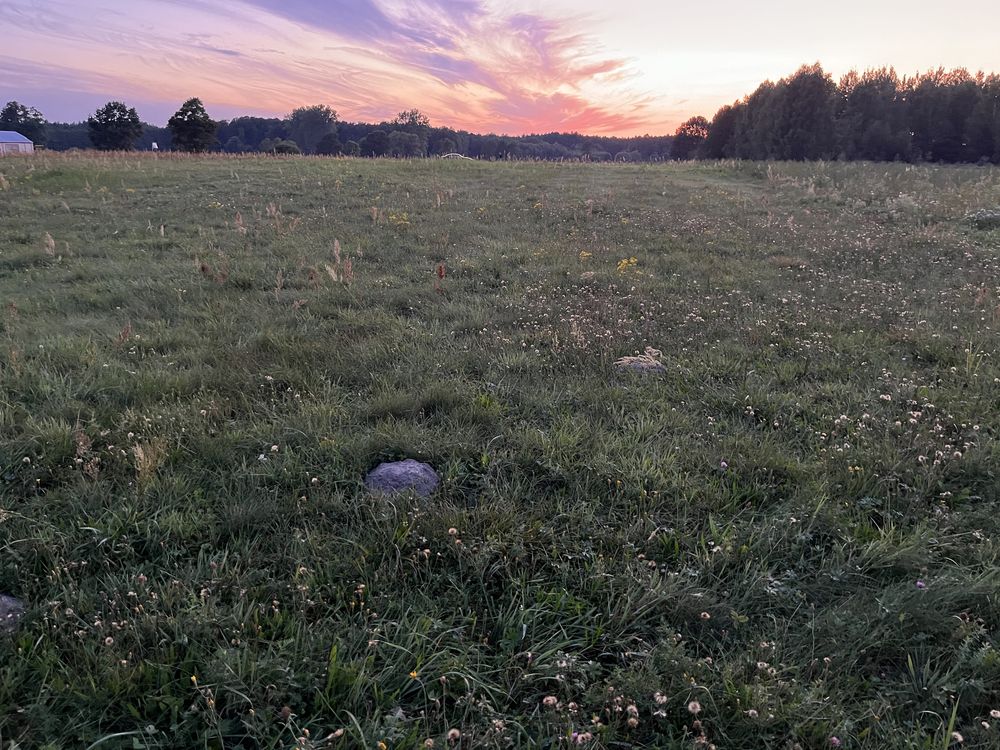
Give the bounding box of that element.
[365,459,440,498]
[615,359,667,374]
[0,594,24,636]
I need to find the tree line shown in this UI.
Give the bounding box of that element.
[680,64,1000,163]
[1,100,672,161]
[4,63,999,163]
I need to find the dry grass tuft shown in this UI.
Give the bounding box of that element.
[614,346,665,372]
[133,438,168,489]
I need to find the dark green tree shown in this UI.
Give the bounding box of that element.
[288,105,338,154]
[774,64,837,160]
[223,136,245,153]
[87,101,143,150]
[904,69,980,162]
[964,74,1000,163]
[315,132,343,155]
[836,68,909,161]
[702,104,739,159]
[386,130,422,157]
[734,80,782,159]
[168,98,218,152]
[388,110,430,155]
[671,116,709,159]
[359,130,389,157]
[217,117,287,151]
[0,101,46,144]
[390,109,430,128]
[434,137,457,155]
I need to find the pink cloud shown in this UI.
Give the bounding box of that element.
[2,0,665,135]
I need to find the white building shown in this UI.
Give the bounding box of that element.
[0,131,34,155]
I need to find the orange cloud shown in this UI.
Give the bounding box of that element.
[1,0,669,134]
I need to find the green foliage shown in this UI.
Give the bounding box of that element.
[223,135,246,153]
[0,100,46,144]
[837,68,910,161]
[359,129,389,157]
[288,105,338,154]
[0,155,998,748]
[315,132,342,156]
[37,111,674,161]
[671,116,709,160]
[387,130,422,158]
[86,101,143,150]
[167,98,218,152]
[273,139,301,155]
[705,64,1000,164]
[775,63,838,159]
[390,109,431,129]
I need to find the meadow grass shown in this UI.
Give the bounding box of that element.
[0,153,999,749]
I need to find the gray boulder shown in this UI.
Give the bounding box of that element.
[0,594,24,636]
[615,359,667,375]
[365,459,440,498]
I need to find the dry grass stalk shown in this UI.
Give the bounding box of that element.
[326,240,354,284]
[6,348,21,377]
[133,438,168,489]
[43,232,56,256]
[266,202,283,231]
[115,322,133,347]
[615,347,665,372]
[73,426,101,480]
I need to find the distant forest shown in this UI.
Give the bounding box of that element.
[3,63,999,163]
[8,104,674,162]
[695,64,1000,163]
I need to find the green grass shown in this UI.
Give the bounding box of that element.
[1,153,999,749]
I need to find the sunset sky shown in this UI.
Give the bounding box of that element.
[4,0,1000,136]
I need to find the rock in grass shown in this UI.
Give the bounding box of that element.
[968,209,1000,230]
[0,594,24,636]
[365,459,440,498]
[616,359,667,375]
[614,347,667,375]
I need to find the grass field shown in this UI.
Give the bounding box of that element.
[1,153,999,749]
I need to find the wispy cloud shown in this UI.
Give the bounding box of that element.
[0,0,694,134]
[4,0,1000,134]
